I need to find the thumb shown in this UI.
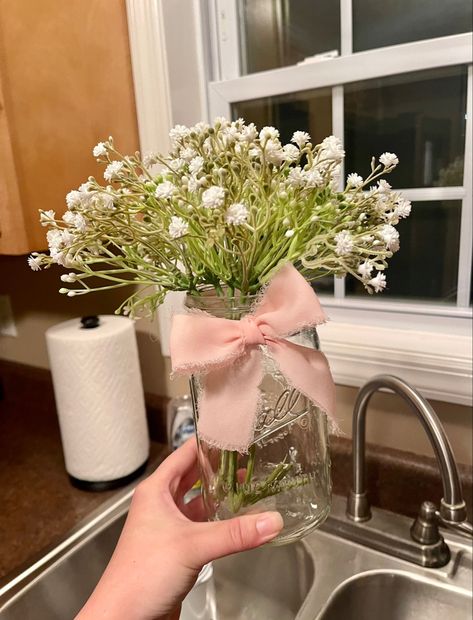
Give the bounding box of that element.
[190,511,284,567]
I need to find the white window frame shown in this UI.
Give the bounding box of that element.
[125,0,472,406]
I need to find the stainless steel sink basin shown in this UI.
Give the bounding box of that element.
[182,543,314,620]
[0,507,127,620]
[0,491,471,620]
[213,544,313,620]
[316,570,472,620]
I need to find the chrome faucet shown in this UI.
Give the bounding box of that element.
[346,374,472,567]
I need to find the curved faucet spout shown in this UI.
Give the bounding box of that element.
[346,375,467,524]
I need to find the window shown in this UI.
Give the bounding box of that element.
[207,1,472,325]
[124,0,472,403]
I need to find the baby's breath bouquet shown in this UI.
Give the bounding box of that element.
[32,118,411,540]
[31,117,410,314]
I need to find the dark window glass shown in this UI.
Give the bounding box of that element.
[353,0,473,53]
[311,275,334,296]
[238,0,340,74]
[344,66,468,188]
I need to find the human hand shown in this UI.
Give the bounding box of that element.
[76,437,283,620]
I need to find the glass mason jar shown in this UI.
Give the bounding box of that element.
[186,290,332,545]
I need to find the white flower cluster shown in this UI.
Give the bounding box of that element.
[225,203,249,225]
[168,216,188,239]
[346,173,364,188]
[31,120,410,313]
[334,230,354,256]
[27,253,44,271]
[93,142,107,158]
[202,186,225,209]
[45,227,76,266]
[162,119,349,224]
[104,160,124,181]
[155,181,175,200]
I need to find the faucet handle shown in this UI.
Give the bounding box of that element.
[410,501,451,567]
[410,501,441,545]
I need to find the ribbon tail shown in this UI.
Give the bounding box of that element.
[197,349,263,453]
[268,340,337,427]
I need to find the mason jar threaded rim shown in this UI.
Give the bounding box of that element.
[185,287,260,317]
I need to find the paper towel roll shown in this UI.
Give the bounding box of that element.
[46,315,149,484]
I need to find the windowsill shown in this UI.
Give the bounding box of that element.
[317,319,472,406]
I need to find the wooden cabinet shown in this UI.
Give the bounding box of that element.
[0,0,139,254]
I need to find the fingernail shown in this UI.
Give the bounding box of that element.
[256,512,284,539]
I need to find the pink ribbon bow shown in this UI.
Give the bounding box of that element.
[170,263,336,453]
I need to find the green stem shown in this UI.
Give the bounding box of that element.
[227,451,238,494]
[218,449,229,479]
[244,445,256,485]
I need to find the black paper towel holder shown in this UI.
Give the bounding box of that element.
[69,460,148,492]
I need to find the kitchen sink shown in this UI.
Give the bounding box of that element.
[315,570,472,620]
[0,491,471,620]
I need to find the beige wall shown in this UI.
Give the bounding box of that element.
[1,254,472,465]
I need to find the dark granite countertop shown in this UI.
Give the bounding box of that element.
[1,360,471,582]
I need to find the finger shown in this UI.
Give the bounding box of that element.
[175,460,200,501]
[175,472,202,515]
[149,436,197,486]
[188,511,283,567]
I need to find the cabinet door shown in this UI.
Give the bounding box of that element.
[0,75,28,253]
[0,0,139,255]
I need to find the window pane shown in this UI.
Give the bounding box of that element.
[238,0,340,74]
[311,275,334,296]
[345,66,468,188]
[232,87,332,146]
[346,201,462,303]
[353,0,473,52]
